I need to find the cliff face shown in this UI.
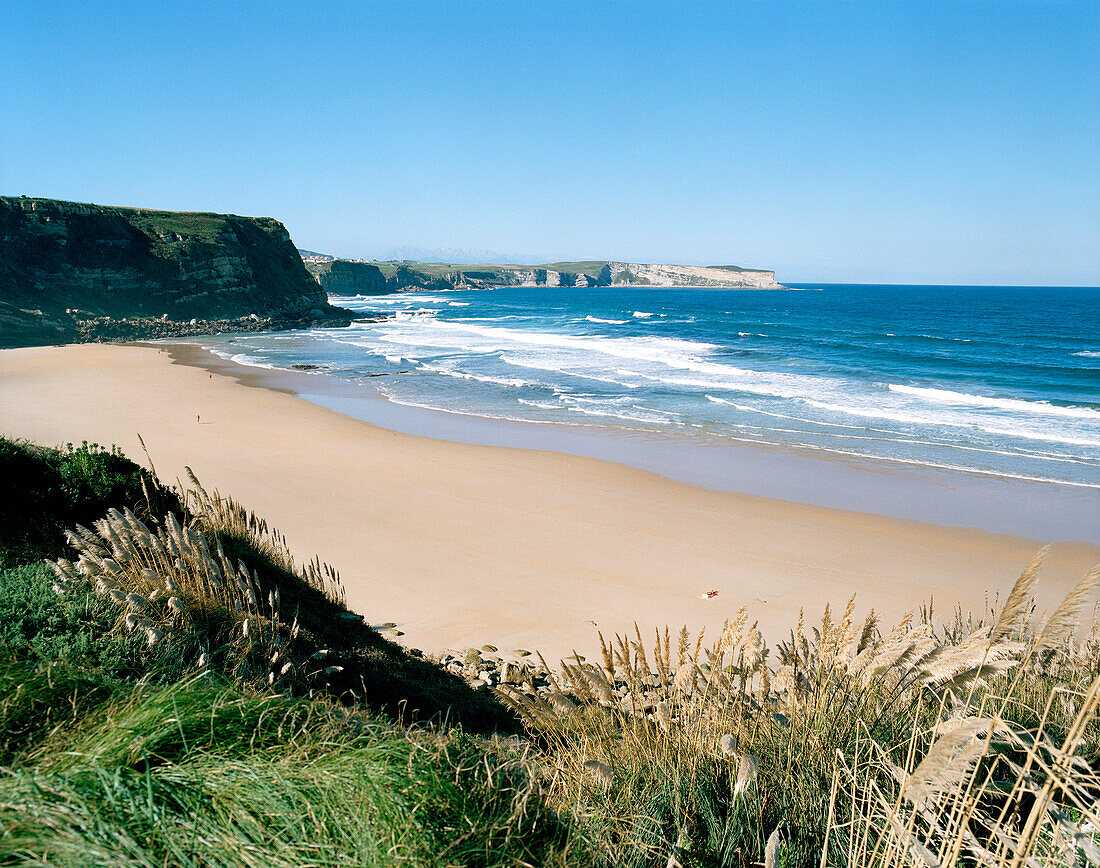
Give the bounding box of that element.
[0,197,347,346]
[372,260,784,291]
[604,262,781,288]
[305,260,387,295]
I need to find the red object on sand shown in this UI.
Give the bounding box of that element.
[700,589,719,599]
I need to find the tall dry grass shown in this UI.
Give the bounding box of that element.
[44,470,520,731]
[496,550,1100,866]
[48,497,301,686]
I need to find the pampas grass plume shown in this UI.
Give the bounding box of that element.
[674,662,695,696]
[549,693,576,716]
[655,700,671,731]
[719,734,738,757]
[764,828,781,868]
[733,753,758,796]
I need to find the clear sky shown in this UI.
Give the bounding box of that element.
[2,1,1097,284]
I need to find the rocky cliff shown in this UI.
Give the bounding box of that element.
[0,196,351,347]
[305,260,388,295]
[604,262,781,288]
[369,260,784,291]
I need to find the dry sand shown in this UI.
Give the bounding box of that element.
[2,342,1097,662]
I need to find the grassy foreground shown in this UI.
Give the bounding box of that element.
[1,437,1098,866]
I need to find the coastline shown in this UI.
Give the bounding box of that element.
[181,338,1099,545]
[1,341,1097,662]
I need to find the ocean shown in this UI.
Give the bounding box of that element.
[199,283,1100,494]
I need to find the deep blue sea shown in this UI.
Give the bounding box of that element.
[201,284,1100,490]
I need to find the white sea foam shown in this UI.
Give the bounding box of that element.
[704,396,1097,460]
[889,384,1100,421]
[498,355,644,389]
[560,394,635,405]
[805,398,1100,449]
[562,403,676,425]
[706,395,869,431]
[238,293,1098,489]
[400,319,721,364]
[584,315,629,324]
[203,348,277,370]
[417,362,540,389]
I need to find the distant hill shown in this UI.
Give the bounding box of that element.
[356,260,784,291]
[0,196,352,347]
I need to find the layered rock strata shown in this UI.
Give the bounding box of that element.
[0,196,352,347]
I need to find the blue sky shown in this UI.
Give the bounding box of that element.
[2,1,1097,284]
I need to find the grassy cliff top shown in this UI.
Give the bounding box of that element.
[1,195,284,240]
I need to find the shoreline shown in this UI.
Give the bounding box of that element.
[172,338,1099,545]
[1,342,1097,662]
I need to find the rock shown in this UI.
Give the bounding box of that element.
[305,260,388,295]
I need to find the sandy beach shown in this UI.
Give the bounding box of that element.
[2,342,1097,662]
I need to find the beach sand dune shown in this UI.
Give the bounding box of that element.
[2,343,1096,662]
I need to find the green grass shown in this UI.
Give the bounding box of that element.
[0,667,580,867]
[4,196,254,244]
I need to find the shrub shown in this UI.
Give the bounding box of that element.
[0,437,176,566]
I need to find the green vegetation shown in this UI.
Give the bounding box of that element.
[0,439,173,567]
[1,434,1097,866]
[537,261,612,279]
[0,670,576,866]
[10,197,257,244]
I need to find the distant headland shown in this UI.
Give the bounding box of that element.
[304,254,785,294]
